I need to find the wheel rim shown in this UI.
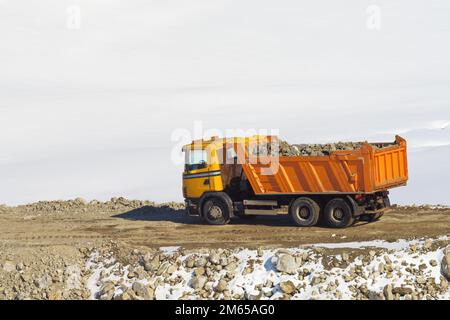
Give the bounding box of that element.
[332,208,344,221]
[207,204,223,221]
[298,206,311,220]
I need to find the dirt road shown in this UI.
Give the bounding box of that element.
[1,199,449,249]
[1,199,449,300]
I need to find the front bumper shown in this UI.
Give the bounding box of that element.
[185,199,200,216]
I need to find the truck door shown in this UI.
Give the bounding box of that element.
[183,149,211,198]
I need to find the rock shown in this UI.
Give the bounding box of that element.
[191,275,207,290]
[194,257,207,267]
[225,262,237,272]
[209,253,220,265]
[166,264,178,275]
[194,267,205,276]
[115,288,138,300]
[279,280,296,294]
[276,254,297,274]
[184,257,195,268]
[246,290,262,300]
[257,249,264,257]
[156,261,170,276]
[114,291,131,300]
[311,276,322,286]
[419,263,427,271]
[132,282,154,299]
[219,257,228,267]
[368,291,384,300]
[342,252,350,262]
[21,273,31,282]
[2,261,15,272]
[442,247,450,280]
[439,276,448,290]
[383,284,394,300]
[74,197,87,205]
[392,286,413,296]
[144,257,160,272]
[416,277,426,284]
[423,239,433,250]
[383,255,392,265]
[34,276,50,289]
[99,282,115,300]
[429,260,438,267]
[215,279,228,293]
[47,289,63,300]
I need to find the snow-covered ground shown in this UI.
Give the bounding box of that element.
[86,237,450,300]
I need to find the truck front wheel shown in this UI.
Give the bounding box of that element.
[324,198,354,228]
[201,196,231,225]
[289,197,320,227]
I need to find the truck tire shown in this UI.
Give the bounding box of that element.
[289,197,320,227]
[201,194,231,225]
[324,198,355,228]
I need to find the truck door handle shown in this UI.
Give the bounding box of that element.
[204,179,210,185]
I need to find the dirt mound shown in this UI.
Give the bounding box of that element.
[10,197,185,215]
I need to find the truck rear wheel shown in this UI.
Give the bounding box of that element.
[289,197,320,227]
[324,198,354,228]
[201,196,231,225]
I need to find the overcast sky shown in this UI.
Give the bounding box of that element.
[1,1,450,205]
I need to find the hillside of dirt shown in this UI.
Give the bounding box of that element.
[0,198,449,300]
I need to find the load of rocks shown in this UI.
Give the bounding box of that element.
[251,139,396,157]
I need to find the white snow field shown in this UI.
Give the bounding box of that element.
[1,1,450,205]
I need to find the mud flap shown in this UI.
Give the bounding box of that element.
[346,195,365,217]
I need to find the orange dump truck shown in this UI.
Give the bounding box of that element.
[182,135,408,228]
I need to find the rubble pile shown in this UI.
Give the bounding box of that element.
[251,140,396,157]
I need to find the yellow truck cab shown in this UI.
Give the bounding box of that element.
[182,135,408,228]
[182,135,273,225]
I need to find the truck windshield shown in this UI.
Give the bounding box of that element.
[185,149,208,171]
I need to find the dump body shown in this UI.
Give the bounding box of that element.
[241,136,408,195]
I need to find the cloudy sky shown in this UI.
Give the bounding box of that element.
[1,0,450,205]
